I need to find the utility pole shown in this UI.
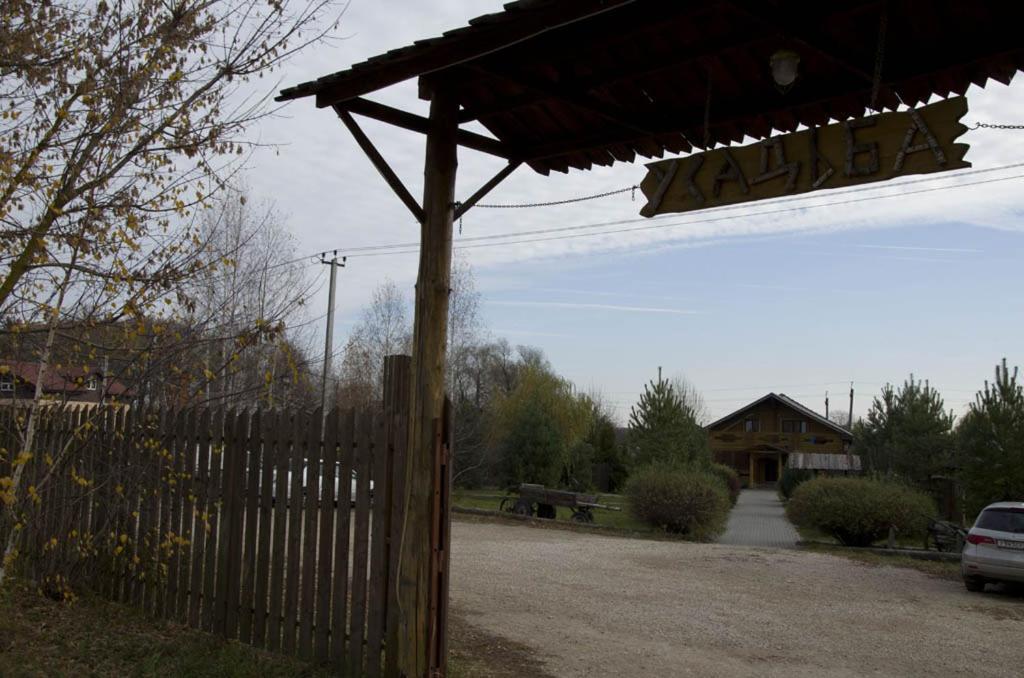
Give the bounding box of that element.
[825,390,829,419]
[847,382,854,429]
[320,252,345,417]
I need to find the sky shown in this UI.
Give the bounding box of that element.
[244,0,1024,424]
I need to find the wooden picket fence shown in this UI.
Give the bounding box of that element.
[0,356,446,676]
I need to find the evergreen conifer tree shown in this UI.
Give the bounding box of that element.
[853,375,954,487]
[627,376,709,468]
[958,359,1024,517]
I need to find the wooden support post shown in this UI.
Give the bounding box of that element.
[396,86,458,678]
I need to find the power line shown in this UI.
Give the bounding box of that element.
[300,161,1024,259]
[320,164,1024,259]
[463,185,638,209]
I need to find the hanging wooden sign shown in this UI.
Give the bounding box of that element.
[639,97,970,218]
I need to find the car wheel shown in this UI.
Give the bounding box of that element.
[963,576,986,592]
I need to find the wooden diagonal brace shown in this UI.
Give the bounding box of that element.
[335,107,427,224]
[453,161,522,221]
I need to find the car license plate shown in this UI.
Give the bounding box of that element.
[996,539,1024,550]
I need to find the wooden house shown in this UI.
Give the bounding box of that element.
[706,393,856,488]
[0,360,130,405]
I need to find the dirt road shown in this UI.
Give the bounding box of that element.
[450,520,1024,678]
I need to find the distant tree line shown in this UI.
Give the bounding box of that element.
[331,262,624,492]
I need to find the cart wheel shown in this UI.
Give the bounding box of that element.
[537,503,556,520]
[572,508,594,523]
[513,499,533,517]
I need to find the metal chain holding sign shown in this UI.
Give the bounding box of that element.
[970,122,1024,130]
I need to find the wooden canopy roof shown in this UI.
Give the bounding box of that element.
[278,0,1024,175]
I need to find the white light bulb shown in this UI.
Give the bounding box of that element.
[771,50,801,88]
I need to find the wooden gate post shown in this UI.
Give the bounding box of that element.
[397,84,458,678]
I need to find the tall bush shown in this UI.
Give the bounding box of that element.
[778,468,813,500]
[588,413,629,492]
[709,463,741,505]
[626,465,730,540]
[786,477,935,546]
[490,364,593,489]
[495,397,564,489]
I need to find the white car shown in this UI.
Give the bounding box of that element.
[961,501,1024,592]
[271,462,374,506]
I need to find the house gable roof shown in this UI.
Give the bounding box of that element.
[705,392,852,440]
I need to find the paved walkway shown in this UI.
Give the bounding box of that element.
[718,489,800,548]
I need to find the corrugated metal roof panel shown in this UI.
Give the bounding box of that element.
[788,452,863,472]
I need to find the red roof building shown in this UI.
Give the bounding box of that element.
[0,360,131,403]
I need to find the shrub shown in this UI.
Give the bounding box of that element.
[786,476,936,547]
[778,468,813,500]
[626,465,730,540]
[709,463,741,505]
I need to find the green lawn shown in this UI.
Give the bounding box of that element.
[452,488,657,534]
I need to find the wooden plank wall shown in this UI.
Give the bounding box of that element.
[0,358,415,676]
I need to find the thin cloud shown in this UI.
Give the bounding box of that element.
[489,300,702,315]
[854,244,983,253]
[798,249,960,264]
[491,328,577,339]
[735,283,810,292]
[531,287,696,303]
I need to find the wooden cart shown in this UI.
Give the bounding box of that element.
[499,483,620,523]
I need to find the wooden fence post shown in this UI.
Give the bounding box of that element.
[384,355,411,678]
[369,355,408,675]
[428,398,453,673]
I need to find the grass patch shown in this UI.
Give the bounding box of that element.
[800,543,961,581]
[0,579,522,678]
[0,579,331,678]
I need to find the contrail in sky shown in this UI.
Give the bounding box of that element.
[489,300,702,315]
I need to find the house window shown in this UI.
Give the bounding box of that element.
[782,420,807,433]
[85,376,98,391]
[0,374,12,392]
[744,418,760,432]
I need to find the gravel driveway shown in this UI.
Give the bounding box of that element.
[450,520,1024,678]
